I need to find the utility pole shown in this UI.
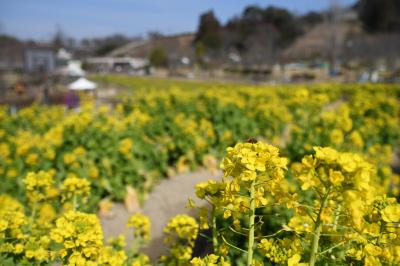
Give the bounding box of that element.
[329,0,340,76]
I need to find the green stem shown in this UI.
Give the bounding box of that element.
[129,237,141,254]
[319,241,346,255]
[29,203,37,230]
[332,205,342,231]
[212,207,218,253]
[309,189,330,266]
[73,194,78,210]
[221,235,247,253]
[228,226,247,236]
[255,229,284,239]
[247,181,256,266]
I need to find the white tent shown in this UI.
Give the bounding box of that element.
[57,60,86,77]
[68,77,97,90]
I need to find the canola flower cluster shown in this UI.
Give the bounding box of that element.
[127,213,151,241]
[61,174,91,209]
[50,211,103,265]
[0,78,400,265]
[0,208,27,253]
[0,139,399,265]
[292,147,376,231]
[187,140,400,266]
[161,214,199,265]
[258,238,304,265]
[0,170,152,266]
[1,80,399,209]
[190,254,231,266]
[24,170,54,203]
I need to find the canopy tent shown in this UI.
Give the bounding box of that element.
[68,77,97,90]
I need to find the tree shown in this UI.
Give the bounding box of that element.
[224,5,303,54]
[195,42,205,60]
[149,47,168,67]
[358,0,400,32]
[243,5,264,22]
[262,6,302,47]
[300,11,324,27]
[194,10,222,50]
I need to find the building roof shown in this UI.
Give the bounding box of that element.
[86,57,148,69]
[107,33,196,60]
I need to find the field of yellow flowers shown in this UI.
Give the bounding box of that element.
[0,77,400,265]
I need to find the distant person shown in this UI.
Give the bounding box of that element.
[43,85,49,104]
[14,81,26,95]
[65,91,80,109]
[42,74,50,104]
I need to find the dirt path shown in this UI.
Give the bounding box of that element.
[100,169,221,261]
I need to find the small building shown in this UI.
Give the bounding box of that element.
[0,35,24,71]
[85,57,149,74]
[24,45,56,73]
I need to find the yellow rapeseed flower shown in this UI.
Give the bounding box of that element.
[127,213,151,241]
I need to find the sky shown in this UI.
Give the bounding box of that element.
[0,0,357,41]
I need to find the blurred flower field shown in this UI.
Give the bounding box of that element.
[0,78,400,265]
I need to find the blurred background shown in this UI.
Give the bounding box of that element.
[0,0,399,105]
